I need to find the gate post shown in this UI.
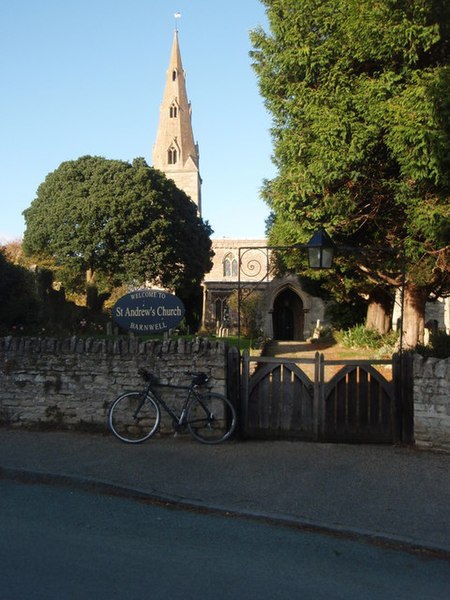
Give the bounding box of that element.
[240,349,250,438]
[313,352,322,440]
[226,345,240,405]
[393,352,414,444]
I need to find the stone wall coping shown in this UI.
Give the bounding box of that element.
[0,336,227,356]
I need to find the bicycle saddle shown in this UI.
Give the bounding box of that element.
[190,372,209,386]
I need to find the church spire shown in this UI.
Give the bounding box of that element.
[152,29,202,214]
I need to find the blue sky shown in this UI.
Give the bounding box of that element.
[0,0,275,243]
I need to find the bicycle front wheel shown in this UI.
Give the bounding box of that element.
[186,392,237,444]
[108,391,160,443]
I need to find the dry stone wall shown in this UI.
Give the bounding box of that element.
[0,336,230,433]
[413,355,450,452]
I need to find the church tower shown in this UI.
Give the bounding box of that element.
[152,30,202,214]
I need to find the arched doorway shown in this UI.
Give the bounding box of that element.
[272,288,304,340]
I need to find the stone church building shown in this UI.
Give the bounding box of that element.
[151,29,326,340]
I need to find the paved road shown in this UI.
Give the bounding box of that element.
[1,430,449,557]
[1,479,449,600]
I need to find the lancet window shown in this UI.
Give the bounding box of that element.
[168,146,177,164]
[215,298,229,324]
[223,254,238,277]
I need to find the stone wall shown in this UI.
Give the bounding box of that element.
[0,336,230,433]
[413,355,450,452]
[2,337,448,450]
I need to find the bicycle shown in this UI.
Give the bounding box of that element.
[108,368,237,445]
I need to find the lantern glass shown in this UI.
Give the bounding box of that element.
[306,228,335,269]
[307,248,321,269]
[321,246,334,269]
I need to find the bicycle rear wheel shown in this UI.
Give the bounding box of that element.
[186,392,236,444]
[108,391,160,443]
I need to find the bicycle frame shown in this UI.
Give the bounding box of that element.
[143,380,204,428]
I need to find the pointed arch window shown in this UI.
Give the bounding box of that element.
[170,104,178,118]
[172,70,177,81]
[168,146,177,164]
[223,253,238,277]
[215,297,229,325]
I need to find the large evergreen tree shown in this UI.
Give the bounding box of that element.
[251,0,450,347]
[23,156,213,310]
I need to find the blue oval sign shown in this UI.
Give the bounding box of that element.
[112,289,185,334]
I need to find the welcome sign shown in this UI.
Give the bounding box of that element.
[112,289,185,334]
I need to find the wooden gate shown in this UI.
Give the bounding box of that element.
[240,352,411,444]
[241,358,317,440]
[322,361,394,443]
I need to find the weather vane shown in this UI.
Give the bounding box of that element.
[174,11,181,31]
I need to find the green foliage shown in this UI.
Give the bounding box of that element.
[0,250,110,336]
[251,0,450,303]
[204,335,255,351]
[335,325,398,352]
[325,297,367,330]
[23,156,213,301]
[0,248,40,334]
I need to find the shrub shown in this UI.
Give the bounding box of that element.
[0,249,40,334]
[336,325,398,352]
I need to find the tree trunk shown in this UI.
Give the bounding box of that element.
[366,287,393,334]
[402,284,428,349]
[85,268,98,311]
[86,268,96,286]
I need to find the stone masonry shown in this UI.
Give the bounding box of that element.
[413,355,450,452]
[0,336,230,433]
[1,336,448,450]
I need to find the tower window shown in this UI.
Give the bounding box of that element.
[170,105,178,118]
[172,70,177,81]
[168,147,177,164]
